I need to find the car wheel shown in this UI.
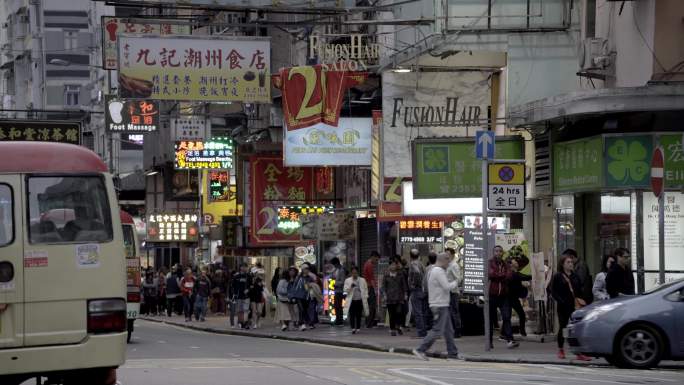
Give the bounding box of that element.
[615,324,664,369]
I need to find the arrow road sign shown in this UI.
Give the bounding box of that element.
[476,131,495,160]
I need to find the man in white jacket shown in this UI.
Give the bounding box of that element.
[413,252,462,361]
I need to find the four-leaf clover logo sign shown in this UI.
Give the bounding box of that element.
[423,146,449,173]
[607,139,649,183]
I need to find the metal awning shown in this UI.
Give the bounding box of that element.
[508,83,684,128]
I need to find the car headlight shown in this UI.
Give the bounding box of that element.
[584,303,621,322]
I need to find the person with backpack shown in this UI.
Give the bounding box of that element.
[408,249,427,337]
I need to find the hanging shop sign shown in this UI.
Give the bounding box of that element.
[284,118,372,166]
[604,135,653,189]
[399,220,443,244]
[172,116,209,141]
[118,35,270,102]
[412,137,524,199]
[273,65,366,130]
[174,138,234,170]
[105,95,159,133]
[146,212,199,242]
[101,17,190,70]
[660,134,684,189]
[308,33,381,71]
[250,156,314,245]
[0,120,80,144]
[382,71,491,178]
[277,205,334,231]
[552,136,603,193]
[371,110,382,205]
[208,170,232,202]
[222,217,239,249]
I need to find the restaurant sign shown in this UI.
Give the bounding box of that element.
[105,95,159,133]
[118,35,270,102]
[146,212,199,242]
[0,120,80,144]
[175,138,234,170]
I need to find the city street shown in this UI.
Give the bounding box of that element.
[117,320,683,385]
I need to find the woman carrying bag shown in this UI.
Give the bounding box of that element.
[551,254,591,361]
[343,266,369,334]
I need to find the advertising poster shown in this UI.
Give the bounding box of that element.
[284,118,372,166]
[642,192,684,271]
[102,17,190,69]
[105,95,159,133]
[118,36,270,102]
[250,156,314,245]
[382,71,491,178]
[318,212,356,241]
[0,121,80,144]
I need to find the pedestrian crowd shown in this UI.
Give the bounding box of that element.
[136,244,635,362]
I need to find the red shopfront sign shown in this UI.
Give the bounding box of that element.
[250,156,314,245]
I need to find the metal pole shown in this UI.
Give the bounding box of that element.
[658,192,665,284]
[482,159,491,351]
[198,168,205,263]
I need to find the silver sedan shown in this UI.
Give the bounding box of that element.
[566,278,684,368]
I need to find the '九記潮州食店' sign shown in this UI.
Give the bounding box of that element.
[0,121,80,144]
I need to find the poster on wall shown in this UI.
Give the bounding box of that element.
[642,192,684,273]
[318,212,356,241]
[118,35,270,102]
[250,156,314,245]
[382,71,491,178]
[284,118,372,166]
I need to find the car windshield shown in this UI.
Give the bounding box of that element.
[643,279,684,295]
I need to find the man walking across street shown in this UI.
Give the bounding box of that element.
[363,251,380,328]
[606,247,635,298]
[446,248,463,338]
[412,252,463,361]
[489,245,519,349]
[331,257,346,326]
[231,263,252,329]
[408,249,427,337]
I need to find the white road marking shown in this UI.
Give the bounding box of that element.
[411,368,679,384]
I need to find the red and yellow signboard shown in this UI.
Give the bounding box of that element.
[273,65,366,130]
[250,156,314,245]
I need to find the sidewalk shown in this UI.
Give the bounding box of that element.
[139,314,683,369]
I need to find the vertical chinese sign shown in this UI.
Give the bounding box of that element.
[101,17,191,70]
[250,156,314,245]
[117,36,270,102]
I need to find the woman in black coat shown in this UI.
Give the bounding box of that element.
[551,254,591,361]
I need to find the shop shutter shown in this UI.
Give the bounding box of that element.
[357,217,377,266]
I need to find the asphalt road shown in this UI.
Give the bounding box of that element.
[115,320,683,385]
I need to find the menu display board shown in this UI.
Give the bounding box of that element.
[463,229,495,295]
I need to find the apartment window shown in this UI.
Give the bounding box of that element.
[64,30,78,50]
[64,85,80,106]
[584,0,596,38]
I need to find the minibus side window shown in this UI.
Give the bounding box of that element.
[122,225,135,258]
[0,184,13,246]
[27,176,113,244]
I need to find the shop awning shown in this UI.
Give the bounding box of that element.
[508,83,684,128]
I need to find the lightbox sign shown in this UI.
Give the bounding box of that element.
[399,220,443,243]
[105,95,159,133]
[175,138,234,170]
[277,206,334,231]
[146,213,199,242]
[208,170,232,202]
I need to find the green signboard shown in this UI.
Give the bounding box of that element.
[412,137,524,199]
[605,135,653,188]
[553,136,603,193]
[660,134,684,189]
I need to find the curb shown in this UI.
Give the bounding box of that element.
[139,317,683,369]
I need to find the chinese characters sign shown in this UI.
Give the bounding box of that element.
[105,95,159,133]
[146,212,199,242]
[552,136,603,193]
[399,220,443,244]
[0,121,80,144]
[118,36,270,102]
[102,17,190,69]
[175,139,234,170]
[284,118,372,166]
[208,170,232,202]
[172,117,208,141]
[412,138,524,198]
[277,205,333,231]
[273,65,366,130]
[250,157,314,245]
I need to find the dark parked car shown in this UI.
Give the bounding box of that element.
[566,278,684,368]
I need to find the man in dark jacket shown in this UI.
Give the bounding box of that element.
[231,263,252,329]
[563,248,592,304]
[606,247,635,298]
[408,249,428,337]
[488,245,518,348]
[331,257,346,326]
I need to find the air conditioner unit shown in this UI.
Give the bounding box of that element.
[578,38,611,71]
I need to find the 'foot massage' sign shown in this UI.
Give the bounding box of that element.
[105,95,159,133]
